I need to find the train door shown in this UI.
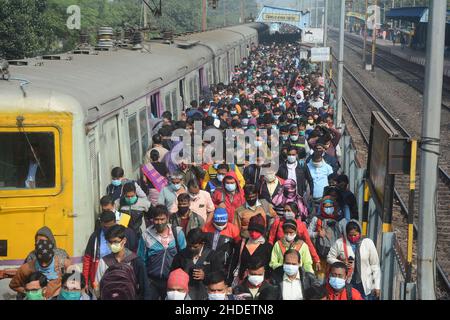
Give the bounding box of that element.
[88,133,100,214]
[0,113,74,262]
[148,92,160,119]
[99,116,121,195]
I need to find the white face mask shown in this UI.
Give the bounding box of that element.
[248,275,264,286]
[213,223,227,231]
[264,174,276,183]
[166,291,186,300]
[285,233,296,242]
[312,161,323,168]
[208,293,226,300]
[284,211,296,220]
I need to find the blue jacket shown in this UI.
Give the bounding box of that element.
[138,224,186,280]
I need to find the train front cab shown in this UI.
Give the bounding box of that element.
[0,112,74,266]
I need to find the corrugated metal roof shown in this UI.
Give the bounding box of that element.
[386,7,428,22]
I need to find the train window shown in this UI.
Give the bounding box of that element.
[171,89,177,119]
[0,132,55,189]
[139,108,149,157]
[193,77,198,102]
[165,94,171,112]
[150,92,160,118]
[128,115,140,171]
[189,79,194,102]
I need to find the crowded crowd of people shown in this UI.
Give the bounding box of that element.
[8,41,381,301]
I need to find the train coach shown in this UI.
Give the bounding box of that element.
[0,23,266,267]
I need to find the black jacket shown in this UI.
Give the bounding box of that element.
[276,162,313,197]
[258,179,283,204]
[171,247,221,300]
[270,266,320,299]
[243,165,264,189]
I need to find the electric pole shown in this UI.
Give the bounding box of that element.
[202,0,207,31]
[336,0,345,127]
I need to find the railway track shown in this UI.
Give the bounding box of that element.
[328,53,450,298]
[329,29,450,112]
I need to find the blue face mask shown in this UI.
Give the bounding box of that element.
[172,183,182,191]
[324,207,335,215]
[59,290,81,300]
[283,264,299,276]
[225,183,236,192]
[329,277,346,290]
[112,179,121,187]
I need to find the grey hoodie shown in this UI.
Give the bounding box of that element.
[25,226,70,263]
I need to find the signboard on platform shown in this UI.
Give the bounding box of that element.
[263,13,300,22]
[310,47,330,62]
[367,5,381,30]
[367,112,410,222]
[302,28,324,44]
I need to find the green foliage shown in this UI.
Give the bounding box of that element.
[0,0,258,59]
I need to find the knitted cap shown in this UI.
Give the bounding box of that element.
[167,268,189,292]
[213,208,228,224]
[248,214,266,235]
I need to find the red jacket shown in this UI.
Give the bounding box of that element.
[268,217,320,264]
[326,283,364,300]
[202,220,241,244]
[211,171,245,223]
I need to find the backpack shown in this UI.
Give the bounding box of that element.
[314,217,342,259]
[100,253,138,300]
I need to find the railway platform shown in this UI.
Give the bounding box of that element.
[330,27,450,77]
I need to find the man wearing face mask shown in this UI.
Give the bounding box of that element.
[276,146,313,200]
[138,205,187,300]
[326,262,363,300]
[307,152,334,211]
[206,271,237,300]
[106,167,147,202]
[10,239,71,300]
[270,249,320,300]
[203,164,230,195]
[58,271,90,300]
[233,257,279,300]
[158,172,187,215]
[234,185,271,239]
[170,193,205,236]
[211,172,245,223]
[186,179,215,222]
[96,225,151,300]
[115,182,151,238]
[166,268,192,300]
[171,228,221,300]
[306,142,339,174]
[82,210,138,294]
[259,169,284,205]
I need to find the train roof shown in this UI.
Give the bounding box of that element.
[0,24,258,124]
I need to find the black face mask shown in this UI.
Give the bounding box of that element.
[188,246,202,257]
[247,198,257,207]
[178,207,190,215]
[154,223,167,233]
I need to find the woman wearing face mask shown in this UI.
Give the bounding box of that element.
[272,179,309,221]
[269,220,314,274]
[307,197,347,282]
[268,203,321,271]
[230,215,272,286]
[327,220,381,300]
